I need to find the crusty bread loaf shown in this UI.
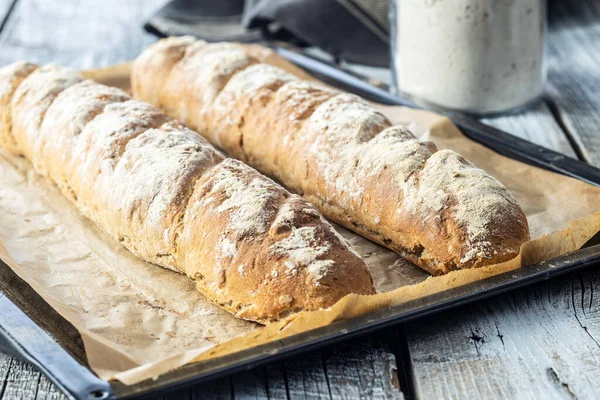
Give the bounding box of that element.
[132,37,531,275]
[0,61,375,323]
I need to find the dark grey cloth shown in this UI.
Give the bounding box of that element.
[144,0,262,42]
[144,0,390,67]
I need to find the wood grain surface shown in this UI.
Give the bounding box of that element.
[407,271,600,399]
[546,0,600,165]
[0,0,599,399]
[482,102,578,159]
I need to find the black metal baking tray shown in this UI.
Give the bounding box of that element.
[2,50,600,400]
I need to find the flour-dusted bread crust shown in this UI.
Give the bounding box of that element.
[0,61,374,323]
[0,61,39,153]
[132,38,531,275]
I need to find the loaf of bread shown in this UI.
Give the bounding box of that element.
[0,61,375,323]
[132,38,531,275]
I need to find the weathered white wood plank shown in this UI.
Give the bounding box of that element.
[482,101,578,159]
[0,0,167,68]
[544,0,600,165]
[275,353,331,400]
[323,339,402,400]
[0,353,13,398]
[146,337,403,399]
[32,373,65,400]
[408,271,600,399]
[251,338,402,400]
[258,338,403,400]
[190,376,232,400]
[264,363,290,399]
[231,369,270,399]
[0,353,65,400]
[3,359,44,399]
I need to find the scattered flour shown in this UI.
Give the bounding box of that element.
[306,260,335,285]
[221,63,297,97]
[272,201,296,228]
[284,260,298,277]
[271,226,334,283]
[303,90,522,264]
[218,236,237,259]
[209,160,280,236]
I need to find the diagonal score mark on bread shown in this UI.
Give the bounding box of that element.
[131,38,531,275]
[0,61,375,324]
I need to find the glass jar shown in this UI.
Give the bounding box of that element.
[390,0,547,116]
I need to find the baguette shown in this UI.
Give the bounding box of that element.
[131,38,531,275]
[0,61,375,323]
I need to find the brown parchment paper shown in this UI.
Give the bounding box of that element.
[1,58,600,385]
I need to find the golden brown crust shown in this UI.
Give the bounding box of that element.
[0,61,374,323]
[132,38,531,275]
[10,64,84,167]
[179,159,373,322]
[0,61,39,154]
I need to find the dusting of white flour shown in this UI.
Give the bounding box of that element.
[271,226,333,284]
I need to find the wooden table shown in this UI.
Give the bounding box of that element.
[0,0,599,398]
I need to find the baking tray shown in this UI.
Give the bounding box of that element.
[2,50,600,400]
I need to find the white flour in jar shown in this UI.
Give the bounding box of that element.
[393,0,546,114]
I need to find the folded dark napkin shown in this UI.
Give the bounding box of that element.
[143,0,263,42]
[144,0,390,67]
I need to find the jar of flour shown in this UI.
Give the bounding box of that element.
[390,0,547,115]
